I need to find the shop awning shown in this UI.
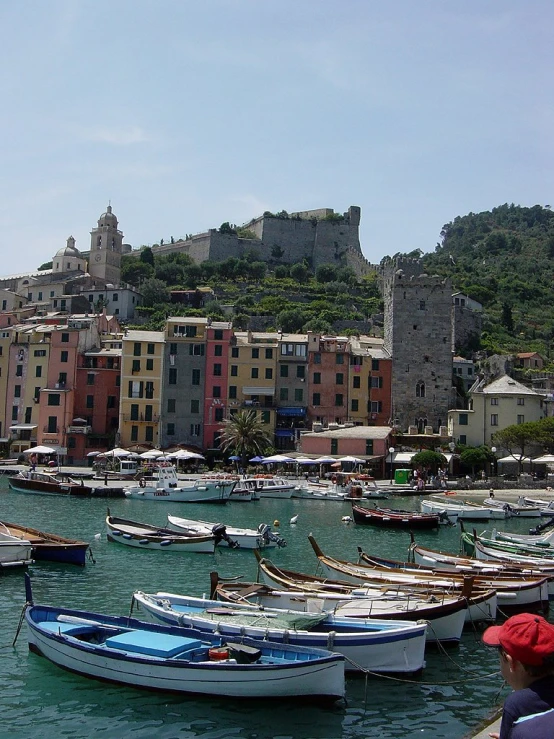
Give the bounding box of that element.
[277,407,306,416]
[9,424,38,430]
[275,429,295,437]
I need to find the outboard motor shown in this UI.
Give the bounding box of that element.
[211,523,240,549]
[257,522,287,548]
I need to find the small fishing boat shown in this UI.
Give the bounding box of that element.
[0,520,90,566]
[123,466,235,503]
[523,498,554,516]
[306,537,499,622]
[486,496,542,518]
[351,504,442,529]
[486,526,554,548]
[421,497,508,522]
[23,578,345,700]
[355,546,550,615]
[131,590,427,674]
[106,513,218,553]
[461,527,554,561]
[0,529,33,569]
[211,572,467,645]
[166,515,286,550]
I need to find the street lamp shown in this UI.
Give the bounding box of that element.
[491,447,497,477]
[388,447,395,484]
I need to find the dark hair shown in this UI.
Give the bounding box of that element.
[520,653,554,678]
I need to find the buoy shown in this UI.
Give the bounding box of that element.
[209,647,230,661]
[273,519,280,528]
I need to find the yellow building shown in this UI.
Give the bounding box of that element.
[231,331,278,433]
[119,330,164,448]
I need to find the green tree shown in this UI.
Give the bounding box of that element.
[459,446,492,477]
[492,421,543,473]
[219,222,236,235]
[410,450,447,474]
[140,278,171,307]
[121,257,153,286]
[277,308,306,333]
[140,247,155,266]
[219,410,273,469]
[315,264,338,283]
[290,262,309,283]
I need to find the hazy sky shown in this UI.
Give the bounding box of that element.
[1,1,552,275]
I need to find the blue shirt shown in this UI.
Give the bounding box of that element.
[500,676,554,739]
[511,708,554,739]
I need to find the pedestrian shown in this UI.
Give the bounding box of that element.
[482,613,554,739]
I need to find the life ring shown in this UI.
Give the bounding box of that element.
[139,478,146,488]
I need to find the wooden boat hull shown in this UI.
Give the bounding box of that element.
[8,473,93,497]
[213,578,467,645]
[106,515,216,553]
[26,603,345,700]
[132,591,427,674]
[0,521,90,566]
[352,504,440,529]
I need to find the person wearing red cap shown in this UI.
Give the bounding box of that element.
[482,613,554,738]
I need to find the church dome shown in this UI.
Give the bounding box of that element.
[55,236,82,258]
[98,204,118,227]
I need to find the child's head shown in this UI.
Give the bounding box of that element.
[483,613,554,676]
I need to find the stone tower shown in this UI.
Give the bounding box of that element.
[89,205,123,284]
[383,258,453,433]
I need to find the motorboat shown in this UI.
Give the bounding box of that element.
[0,529,33,569]
[421,497,508,522]
[166,514,287,549]
[352,504,442,529]
[8,470,94,496]
[233,476,296,499]
[123,466,235,503]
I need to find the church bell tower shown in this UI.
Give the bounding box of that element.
[89,205,123,284]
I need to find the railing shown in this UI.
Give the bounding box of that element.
[43,426,59,434]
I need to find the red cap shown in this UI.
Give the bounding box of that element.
[483,613,554,666]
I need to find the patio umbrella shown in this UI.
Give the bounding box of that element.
[22,445,57,455]
[168,450,205,460]
[338,456,365,464]
[228,455,241,461]
[249,456,264,463]
[99,448,131,458]
[140,449,165,459]
[261,454,295,464]
[532,455,554,464]
[86,451,102,457]
[295,457,318,464]
[314,456,336,464]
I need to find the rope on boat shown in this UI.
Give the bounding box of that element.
[12,602,29,647]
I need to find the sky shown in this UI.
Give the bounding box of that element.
[1,1,553,275]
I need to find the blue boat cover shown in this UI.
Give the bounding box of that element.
[106,630,202,657]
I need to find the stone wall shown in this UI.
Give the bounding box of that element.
[452,304,483,352]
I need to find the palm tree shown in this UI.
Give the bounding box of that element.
[219,410,273,470]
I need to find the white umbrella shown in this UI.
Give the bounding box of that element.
[261,454,295,464]
[338,456,365,464]
[295,457,319,464]
[86,451,102,457]
[532,455,554,464]
[168,450,205,460]
[22,445,57,455]
[314,456,336,464]
[140,449,165,459]
[99,448,131,458]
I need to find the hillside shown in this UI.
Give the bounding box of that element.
[421,203,554,359]
[123,204,554,362]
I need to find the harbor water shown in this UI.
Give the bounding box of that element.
[0,477,534,739]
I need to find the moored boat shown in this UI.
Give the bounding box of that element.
[131,590,427,674]
[106,513,217,553]
[8,470,94,496]
[0,520,90,566]
[24,579,345,700]
[421,497,508,522]
[166,514,286,549]
[123,466,235,503]
[211,572,467,645]
[352,504,442,529]
[0,528,33,569]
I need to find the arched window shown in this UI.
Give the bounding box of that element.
[416,381,425,398]
[416,417,427,433]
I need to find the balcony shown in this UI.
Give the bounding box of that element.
[43,426,59,434]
